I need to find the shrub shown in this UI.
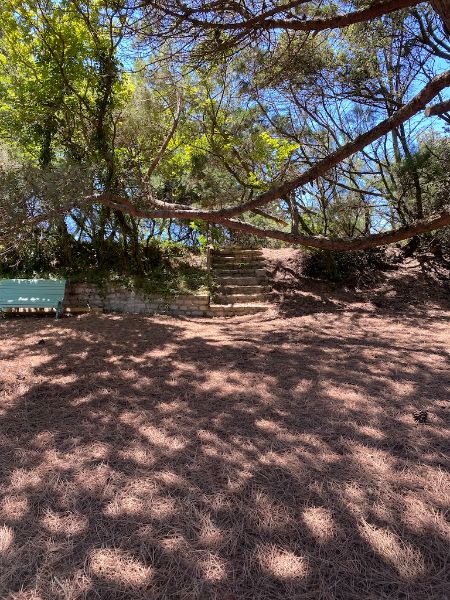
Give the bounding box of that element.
[302,248,393,284]
[0,237,208,296]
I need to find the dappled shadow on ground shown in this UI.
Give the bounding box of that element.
[0,311,449,599]
[265,249,450,318]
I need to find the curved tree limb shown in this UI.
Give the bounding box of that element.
[157,0,313,26]
[9,194,447,253]
[98,195,450,250]
[218,209,450,250]
[208,69,450,218]
[151,0,422,33]
[425,98,450,115]
[12,69,449,254]
[84,69,450,251]
[104,69,450,220]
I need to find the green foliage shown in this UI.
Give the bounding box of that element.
[0,0,448,269]
[409,136,450,213]
[0,236,208,296]
[393,135,450,247]
[0,1,128,165]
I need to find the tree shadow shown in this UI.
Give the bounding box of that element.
[267,249,450,318]
[0,312,449,599]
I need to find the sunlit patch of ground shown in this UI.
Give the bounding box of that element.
[0,308,449,599]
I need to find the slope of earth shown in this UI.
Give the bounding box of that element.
[0,291,449,598]
[263,248,450,317]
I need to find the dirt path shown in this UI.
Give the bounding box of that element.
[0,308,449,599]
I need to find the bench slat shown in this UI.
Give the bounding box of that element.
[0,279,66,311]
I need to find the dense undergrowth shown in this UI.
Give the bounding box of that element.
[0,238,208,296]
[302,247,397,284]
[1,232,449,296]
[301,237,449,285]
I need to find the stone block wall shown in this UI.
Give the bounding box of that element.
[64,283,210,317]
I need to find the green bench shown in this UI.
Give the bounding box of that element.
[0,279,66,318]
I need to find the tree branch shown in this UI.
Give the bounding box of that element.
[133,66,449,220]
[98,195,450,251]
[153,0,422,33]
[430,0,450,34]
[425,98,450,116]
[252,208,288,226]
[207,69,450,218]
[145,90,182,181]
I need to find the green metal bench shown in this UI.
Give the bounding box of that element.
[0,279,66,318]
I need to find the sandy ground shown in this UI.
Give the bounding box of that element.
[0,301,449,599]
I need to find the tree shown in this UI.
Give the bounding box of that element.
[99,0,450,249]
[1,0,450,254]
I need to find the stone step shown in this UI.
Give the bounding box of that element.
[207,303,268,317]
[212,249,263,256]
[214,266,266,273]
[219,285,270,295]
[213,259,267,269]
[213,264,266,271]
[214,293,271,304]
[217,276,267,286]
[213,252,263,259]
[213,268,267,277]
[213,253,264,261]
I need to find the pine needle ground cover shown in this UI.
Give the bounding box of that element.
[0,308,448,600]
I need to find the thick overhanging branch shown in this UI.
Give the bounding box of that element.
[6,68,449,253]
[115,70,450,221]
[219,208,450,250]
[4,197,448,253]
[98,195,450,251]
[192,69,450,219]
[87,69,450,250]
[152,0,314,29]
[152,0,422,33]
[263,0,422,32]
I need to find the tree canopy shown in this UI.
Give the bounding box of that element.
[1,0,450,264]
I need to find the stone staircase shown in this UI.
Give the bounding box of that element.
[208,248,271,316]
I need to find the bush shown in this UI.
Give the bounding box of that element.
[0,237,208,296]
[302,248,393,284]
